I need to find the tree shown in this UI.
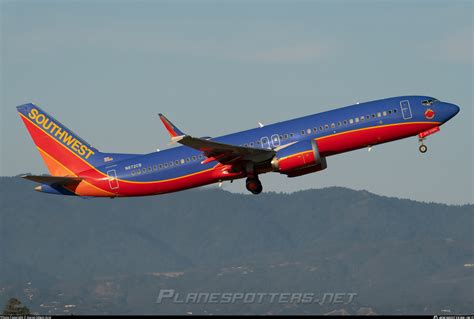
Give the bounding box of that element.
[2,298,30,315]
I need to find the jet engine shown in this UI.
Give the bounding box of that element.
[271,139,327,177]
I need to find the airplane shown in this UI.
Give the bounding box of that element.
[16,95,459,197]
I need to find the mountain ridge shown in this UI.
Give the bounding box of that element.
[1,176,472,314]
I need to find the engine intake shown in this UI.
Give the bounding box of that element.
[271,139,327,177]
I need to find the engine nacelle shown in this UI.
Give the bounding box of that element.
[271,139,327,177]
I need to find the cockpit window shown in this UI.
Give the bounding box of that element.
[422,98,439,106]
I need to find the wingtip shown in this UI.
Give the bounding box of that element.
[168,135,186,145]
[158,113,185,138]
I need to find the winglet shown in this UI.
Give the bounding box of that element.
[158,113,186,138]
[168,135,186,146]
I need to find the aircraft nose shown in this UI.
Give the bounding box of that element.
[443,102,460,122]
[449,103,460,117]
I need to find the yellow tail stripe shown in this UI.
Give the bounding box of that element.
[36,146,115,196]
[21,113,219,185]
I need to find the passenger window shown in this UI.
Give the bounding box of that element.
[377,112,381,117]
[349,119,354,124]
[148,167,152,172]
[159,164,163,169]
[325,124,329,129]
[131,171,136,176]
[337,122,341,126]
[361,116,365,121]
[343,120,348,125]
[301,130,305,135]
[136,170,141,175]
[313,127,317,133]
[319,126,323,131]
[393,109,397,113]
[153,165,157,171]
[366,115,370,120]
[192,156,197,161]
[142,168,147,173]
[175,160,179,165]
[164,163,168,168]
[355,118,359,123]
[331,123,335,128]
[383,111,387,116]
[371,114,376,118]
[186,158,190,163]
[170,161,174,167]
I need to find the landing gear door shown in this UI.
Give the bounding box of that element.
[400,100,413,120]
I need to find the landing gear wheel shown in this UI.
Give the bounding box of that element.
[246,178,263,195]
[419,144,428,153]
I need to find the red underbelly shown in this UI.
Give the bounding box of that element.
[317,121,439,156]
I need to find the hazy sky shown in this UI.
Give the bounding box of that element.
[1,0,472,204]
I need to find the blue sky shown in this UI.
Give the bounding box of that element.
[1,0,472,204]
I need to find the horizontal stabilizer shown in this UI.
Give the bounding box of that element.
[21,174,82,186]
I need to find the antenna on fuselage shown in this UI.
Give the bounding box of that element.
[258,122,264,128]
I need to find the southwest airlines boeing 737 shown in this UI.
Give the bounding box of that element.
[17,96,459,197]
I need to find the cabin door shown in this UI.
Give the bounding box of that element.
[400,100,413,120]
[261,136,271,149]
[107,169,120,190]
[271,134,281,148]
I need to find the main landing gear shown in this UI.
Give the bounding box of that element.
[245,162,263,195]
[246,177,263,195]
[418,138,428,153]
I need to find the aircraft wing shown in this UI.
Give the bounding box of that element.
[175,135,275,164]
[21,174,82,186]
[159,114,275,165]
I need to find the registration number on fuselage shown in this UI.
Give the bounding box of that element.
[124,163,142,171]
